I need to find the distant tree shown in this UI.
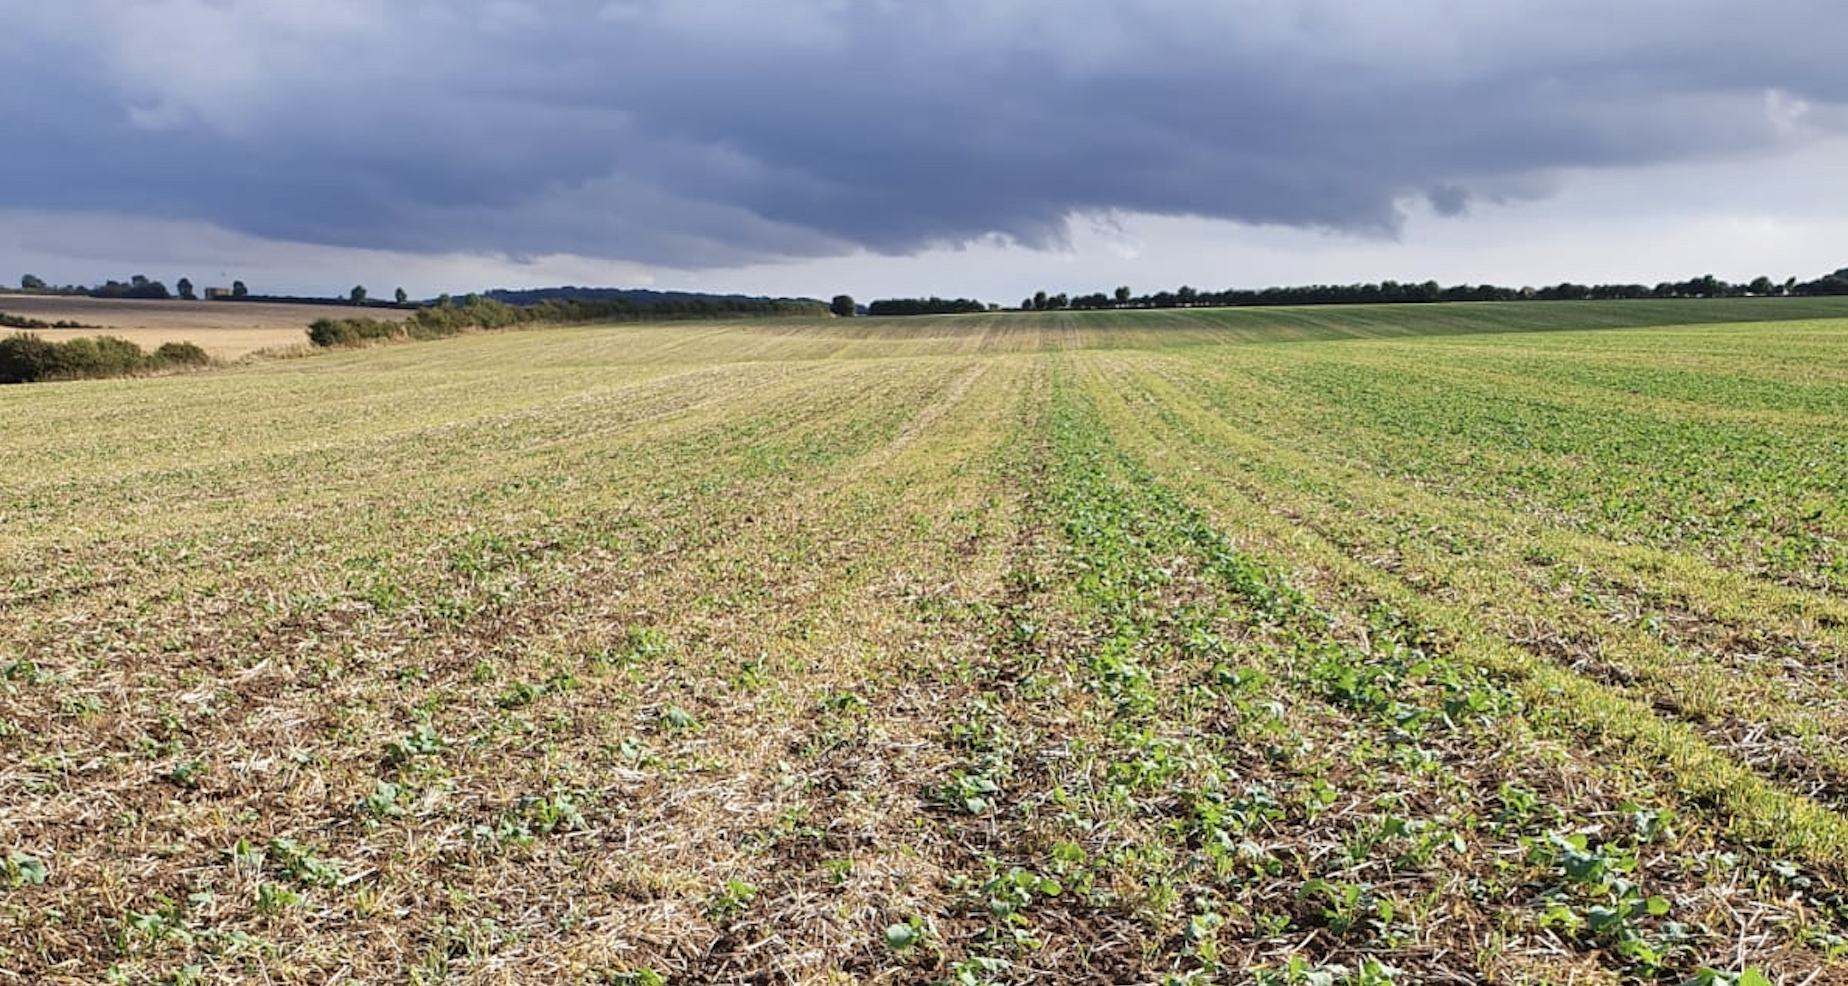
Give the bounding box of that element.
[177,277,196,301]
[1032,290,1048,311]
[20,274,46,292]
[864,296,987,316]
[830,294,856,318]
[1748,276,1775,297]
[1176,285,1198,306]
[1533,282,1590,301]
[395,286,409,305]
[1020,298,1033,311]
[1792,269,1848,296]
[1114,285,1131,306]
[435,293,452,308]
[98,277,169,300]
[350,285,368,305]
[231,280,249,298]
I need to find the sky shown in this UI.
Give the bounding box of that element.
[4,0,1847,304]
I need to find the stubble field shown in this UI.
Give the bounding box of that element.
[0,297,410,360]
[3,299,1847,985]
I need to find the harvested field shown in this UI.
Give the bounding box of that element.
[0,296,409,359]
[2,299,1847,985]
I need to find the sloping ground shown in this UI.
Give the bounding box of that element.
[0,297,411,359]
[1,312,1846,984]
[786,296,1848,348]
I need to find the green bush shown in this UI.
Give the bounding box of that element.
[46,336,146,378]
[307,318,353,347]
[0,333,61,383]
[151,341,211,367]
[0,332,212,383]
[307,317,404,348]
[63,336,148,377]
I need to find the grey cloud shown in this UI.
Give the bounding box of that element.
[5,0,1845,267]
[1427,186,1471,218]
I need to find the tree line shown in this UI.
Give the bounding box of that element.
[863,296,989,316]
[11,274,401,306]
[11,273,255,301]
[1012,269,1848,313]
[855,266,1848,316]
[308,292,832,348]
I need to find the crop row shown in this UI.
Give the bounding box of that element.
[4,313,1846,984]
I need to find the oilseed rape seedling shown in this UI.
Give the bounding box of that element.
[2,299,1846,981]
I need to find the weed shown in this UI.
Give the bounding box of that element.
[705,879,758,923]
[382,724,446,767]
[3,853,49,889]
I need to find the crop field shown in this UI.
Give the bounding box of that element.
[3,299,1848,985]
[0,297,411,360]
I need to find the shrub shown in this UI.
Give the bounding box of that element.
[0,333,61,383]
[90,336,150,376]
[404,297,528,338]
[44,335,144,378]
[307,317,403,348]
[0,332,211,383]
[307,318,352,347]
[151,341,211,368]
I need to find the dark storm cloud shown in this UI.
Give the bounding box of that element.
[6,1,1845,266]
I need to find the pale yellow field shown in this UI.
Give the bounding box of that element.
[0,296,409,359]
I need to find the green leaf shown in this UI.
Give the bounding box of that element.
[885,922,922,950]
[7,853,48,886]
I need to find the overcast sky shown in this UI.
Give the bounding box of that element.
[4,0,1847,302]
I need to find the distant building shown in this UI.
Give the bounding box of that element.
[204,287,234,300]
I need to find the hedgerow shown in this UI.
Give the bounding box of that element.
[0,332,212,384]
[306,294,832,348]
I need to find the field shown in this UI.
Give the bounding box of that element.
[3,298,1847,985]
[0,297,409,360]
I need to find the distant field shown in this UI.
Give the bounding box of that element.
[0,296,408,359]
[3,303,1848,984]
[4,294,1845,361]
